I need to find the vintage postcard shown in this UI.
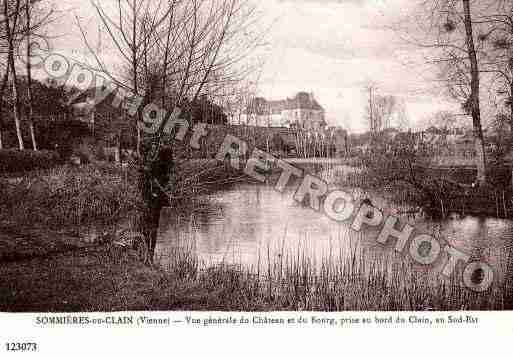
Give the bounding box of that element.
[0,0,512,357]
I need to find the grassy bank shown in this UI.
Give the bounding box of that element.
[1,159,509,311]
[0,238,509,311]
[0,164,139,229]
[0,159,248,228]
[0,158,250,264]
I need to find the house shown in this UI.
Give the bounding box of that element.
[70,87,137,158]
[189,94,228,125]
[70,88,131,138]
[237,92,326,130]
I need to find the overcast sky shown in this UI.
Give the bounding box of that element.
[52,0,462,132]
[254,0,461,132]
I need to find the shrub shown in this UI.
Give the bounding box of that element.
[0,149,62,174]
[73,140,96,164]
[0,164,139,228]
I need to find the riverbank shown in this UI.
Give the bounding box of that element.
[0,159,249,231]
[0,164,139,230]
[327,159,513,219]
[1,160,512,311]
[1,223,510,311]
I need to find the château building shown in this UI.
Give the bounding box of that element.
[235,91,326,130]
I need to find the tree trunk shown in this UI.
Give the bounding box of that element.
[4,0,24,150]
[26,3,37,151]
[136,125,141,155]
[509,81,513,140]
[462,0,486,186]
[115,130,121,164]
[0,64,10,150]
[10,61,24,150]
[137,144,175,262]
[0,12,12,150]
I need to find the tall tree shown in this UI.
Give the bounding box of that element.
[79,0,263,261]
[25,0,36,150]
[401,0,489,185]
[3,0,24,150]
[462,0,487,185]
[1,0,54,150]
[472,1,513,141]
[0,11,10,149]
[364,82,401,134]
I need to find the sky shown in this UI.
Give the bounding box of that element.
[49,0,462,133]
[254,0,461,132]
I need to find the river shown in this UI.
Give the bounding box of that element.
[155,165,513,289]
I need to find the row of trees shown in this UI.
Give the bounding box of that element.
[0,0,55,151]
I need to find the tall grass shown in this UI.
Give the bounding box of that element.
[155,226,508,311]
[2,159,508,311]
[0,164,139,229]
[147,162,509,311]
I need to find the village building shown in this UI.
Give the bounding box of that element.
[235,91,326,130]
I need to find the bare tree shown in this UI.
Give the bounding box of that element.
[23,0,35,149]
[0,0,54,150]
[421,109,462,130]
[399,0,491,185]
[395,99,411,130]
[365,82,377,134]
[471,1,513,140]
[3,0,24,150]
[79,0,264,261]
[0,65,7,149]
[462,0,487,185]
[364,82,400,134]
[22,0,54,151]
[0,4,10,149]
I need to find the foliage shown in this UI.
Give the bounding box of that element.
[0,77,71,121]
[151,236,509,311]
[0,149,61,173]
[2,239,509,311]
[36,119,92,158]
[0,164,139,228]
[357,130,513,218]
[186,95,228,125]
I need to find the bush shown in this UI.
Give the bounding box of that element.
[73,140,96,164]
[0,164,139,228]
[0,149,62,174]
[36,119,92,159]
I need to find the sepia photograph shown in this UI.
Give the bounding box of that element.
[2,0,513,340]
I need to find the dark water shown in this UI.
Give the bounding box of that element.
[155,168,513,287]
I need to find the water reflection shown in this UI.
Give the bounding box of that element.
[156,182,513,286]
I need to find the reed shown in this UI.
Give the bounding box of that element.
[154,227,508,311]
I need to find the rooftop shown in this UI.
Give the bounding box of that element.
[248,92,324,114]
